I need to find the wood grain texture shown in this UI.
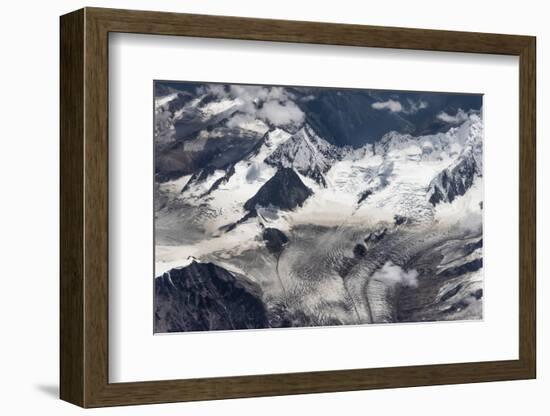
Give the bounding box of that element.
[59,8,84,407]
[59,7,537,408]
[518,38,537,376]
[83,10,110,406]
[89,7,532,54]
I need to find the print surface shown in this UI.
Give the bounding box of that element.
[154,81,483,333]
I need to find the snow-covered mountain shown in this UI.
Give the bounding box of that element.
[156,91,483,241]
[265,125,346,186]
[153,82,484,332]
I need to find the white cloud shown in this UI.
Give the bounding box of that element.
[407,99,428,113]
[371,99,403,113]
[206,84,305,127]
[257,100,305,126]
[226,113,269,134]
[226,113,253,128]
[371,261,419,288]
[437,108,469,124]
[372,98,428,114]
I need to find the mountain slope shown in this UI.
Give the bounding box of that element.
[244,167,313,212]
[427,150,480,205]
[153,83,485,332]
[154,261,268,332]
[265,125,344,186]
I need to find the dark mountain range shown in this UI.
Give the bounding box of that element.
[294,87,482,147]
[296,88,413,147]
[155,127,264,182]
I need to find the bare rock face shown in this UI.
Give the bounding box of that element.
[154,262,269,332]
[244,167,313,213]
[264,125,341,186]
[262,228,289,254]
[427,150,479,206]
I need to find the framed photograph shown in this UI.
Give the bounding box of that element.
[60,7,536,407]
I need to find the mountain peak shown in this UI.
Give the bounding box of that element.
[265,125,342,186]
[154,262,268,332]
[243,167,313,212]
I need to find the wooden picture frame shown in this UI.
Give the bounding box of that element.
[60,7,536,408]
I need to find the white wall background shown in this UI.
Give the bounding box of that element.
[0,0,546,414]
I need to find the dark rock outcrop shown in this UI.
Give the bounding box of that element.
[463,238,483,254]
[357,189,373,204]
[394,215,410,226]
[262,228,289,254]
[353,243,367,258]
[244,168,313,212]
[440,284,463,302]
[428,152,479,206]
[437,258,483,279]
[364,228,387,245]
[154,262,269,332]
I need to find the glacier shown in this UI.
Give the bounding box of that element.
[153,82,484,332]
